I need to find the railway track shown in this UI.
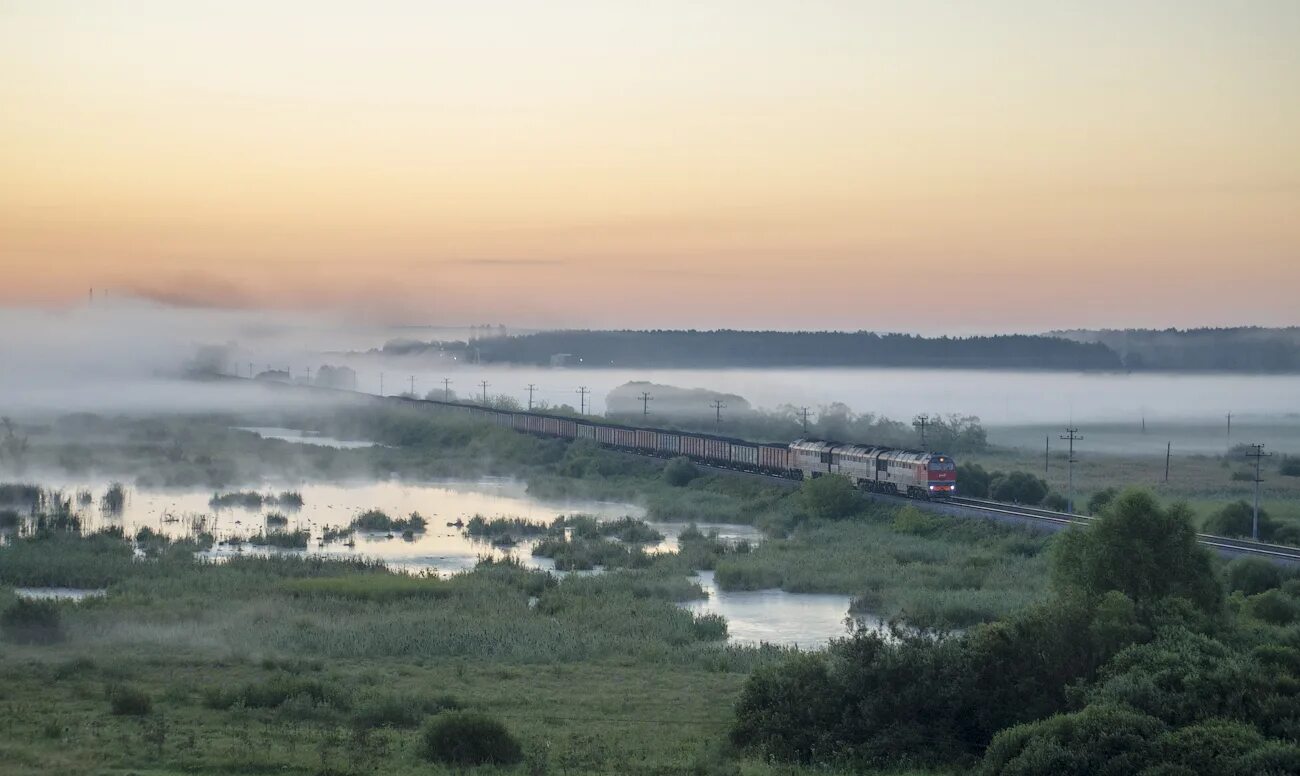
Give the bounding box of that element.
[235,376,1300,565]
[950,496,1300,563]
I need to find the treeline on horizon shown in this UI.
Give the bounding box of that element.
[1054,326,1300,372]
[468,330,1124,370]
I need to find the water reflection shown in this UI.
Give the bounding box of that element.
[684,571,880,649]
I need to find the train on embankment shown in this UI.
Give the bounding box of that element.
[397,396,958,499]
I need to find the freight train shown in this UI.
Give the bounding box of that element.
[397,395,958,500]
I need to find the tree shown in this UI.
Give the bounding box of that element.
[420,712,522,766]
[799,475,859,520]
[1051,490,1221,614]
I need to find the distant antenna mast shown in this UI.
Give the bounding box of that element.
[913,414,931,448]
[1245,444,1273,540]
[797,406,812,435]
[639,391,653,416]
[1061,427,1083,515]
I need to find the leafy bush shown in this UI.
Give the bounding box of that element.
[1,598,64,644]
[956,463,991,498]
[1051,490,1220,614]
[989,471,1048,505]
[1042,493,1068,512]
[1087,487,1119,515]
[107,684,152,716]
[1243,589,1300,626]
[420,711,523,766]
[1204,500,1279,541]
[663,456,700,487]
[100,483,127,514]
[799,475,859,520]
[980,704,1164,775]
[351,691,461,729]
[1225,557,1283,596]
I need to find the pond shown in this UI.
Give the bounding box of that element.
[12,476,855,648]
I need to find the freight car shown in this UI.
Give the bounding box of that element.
[392,395,956,499]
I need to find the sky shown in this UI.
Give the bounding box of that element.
[2,0,1298,333]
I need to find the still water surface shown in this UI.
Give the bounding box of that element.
[22,477,839,647]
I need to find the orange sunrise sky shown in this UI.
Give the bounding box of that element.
[2,1,1297,332]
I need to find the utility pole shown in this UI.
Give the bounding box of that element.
[1165,442,1171,483]
[797,406,812,435]
[248,362,253,378]
[443,378,452,402]
[1245,444,1273,541]
[576,386,589,415]
[1227,411,1233,444]
[527,384,536,411]
[913,414,930,448]
[1045,436,1050,475]
[711,399,727,428]
[1060,427,1082,515]
[379,372,384,397]
[639,391,653,416]
[479,380,490,404]
[409,375,415,396]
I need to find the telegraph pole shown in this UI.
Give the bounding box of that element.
[409,375,415,396]
[1165,442,1171,483]
[479,380,490,404]
[576,386,589,415]
[1227,411,1233,444]
[1045,436,1050,475]
[1245,444,1273,540]
[797,406,812,435]
[1060,427,1082,515]
[527,384,536,411]
[711,399,727,428]
[639,391,652,416]
[913,414,930,448]
[379,372,384,397]
[443,378,452,402]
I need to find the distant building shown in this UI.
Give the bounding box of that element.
[550,353,577,367]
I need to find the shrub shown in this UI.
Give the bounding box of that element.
[1224,557,1282,596]
[1042,493,1068,512]
[955,463,991,498]
[1,598,64,645]
[1280,457,1300,477]
[663,457,700,487]
[980,704,1164,775]
[1204,500,1279,541]
[1087,487,1119,516]
[107,684,152,716]
[1243,589,1300,626]
[799,475,859,520]
[352,692,462,729]
[265,512,289,528]
[420,711,523,766]
[989,471,1048,505]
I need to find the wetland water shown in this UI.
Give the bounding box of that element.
[17,476,838,647]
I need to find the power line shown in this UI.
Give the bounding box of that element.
[639,391,652,416]
[527,384,537,411]
[710,399,727,428]
[1245,443,1273,541]
[1060,427,1082,515]
[797,406,812,435]
[913,414,930,448]
[576,386,589,415]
